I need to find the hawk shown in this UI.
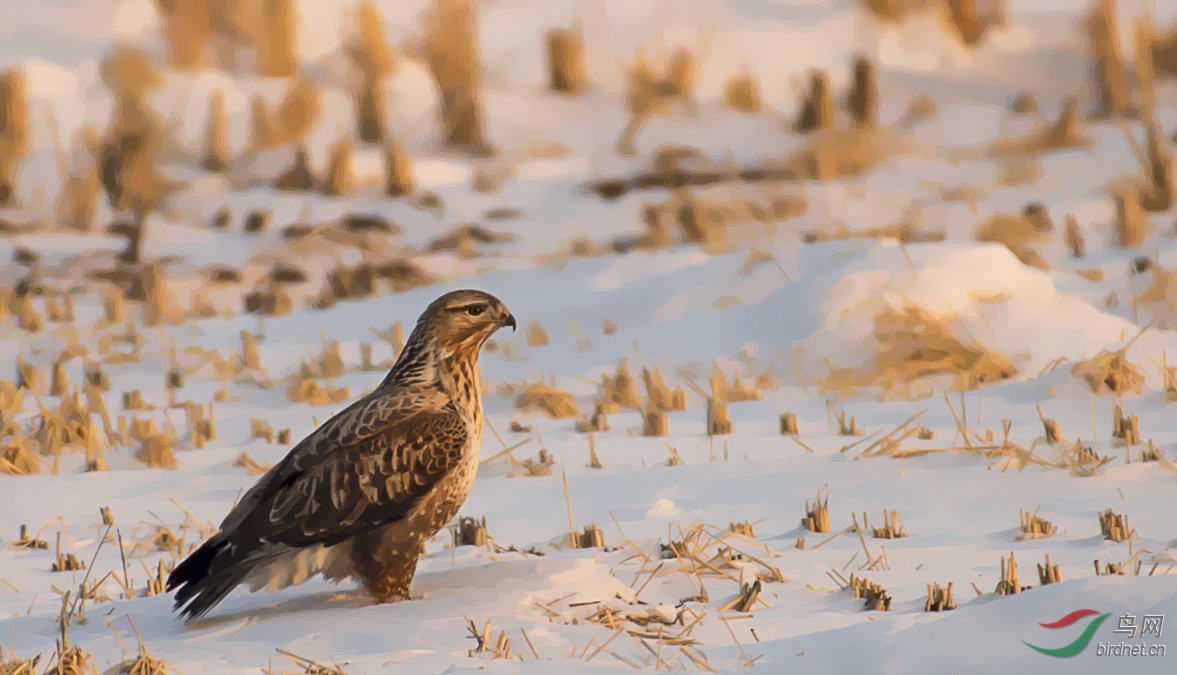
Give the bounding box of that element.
[167,289,515,620]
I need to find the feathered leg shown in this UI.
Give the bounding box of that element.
[350,530,422,603]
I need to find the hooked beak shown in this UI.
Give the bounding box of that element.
[502,314,517,332]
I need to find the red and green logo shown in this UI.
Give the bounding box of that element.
[1023,609,1111,657]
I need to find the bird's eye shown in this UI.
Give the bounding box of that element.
[466,305,486,317]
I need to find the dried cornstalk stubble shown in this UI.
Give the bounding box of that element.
[802,488,830,533]
[847,54,878,127]
[1085,0,1132,119]
[157,0,212,70]
[423,0,493,155]
[723,68,762,114]
[0,67,31,207]
[795,70,834,133]
[383,136,416,196]
[257,0,297,77]
[546,27,588,95]
[202,90,230,173]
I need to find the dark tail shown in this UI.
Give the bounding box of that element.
[167,537,253,621]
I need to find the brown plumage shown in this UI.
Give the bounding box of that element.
[167,289,515,620]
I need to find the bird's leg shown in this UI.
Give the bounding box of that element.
[352,536,422,604]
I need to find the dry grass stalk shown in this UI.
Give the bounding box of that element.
[795,71,835,133]
[1037,554,1061,585]
[943,0,1007,47]
[868,304,1017,392]
[51,531,85,572]
[453,515,488,547]
[202,90,230,172]
[17,302,43,333]
[383,137,416,197]
[835,409,864,437]
[995,551,1022,595]
[848,574,891,611]
[233,451,273,476]
[514,382,578,418]
[803,488,830,533]
[320,138,356,197]
[350,0,395,79]
[867,510,908,539]
[45,644,97,675]
[250,418,276,444]
[185,402,217,449]
[723,579,763,613]
[1085,0,1132,118]
[526,321,549,347]
[779,412,798,435]
[423,0,493,154]
[1095,560,1124,576]
[1114,191,1145,248]
[319,340,345,379]
[1155,21,1177,77]
[0,646,40,674]
[0,67,31,207]
[1,379,26,412]
[135,434,176,470]
[145,559,168,597]
[355,72,386,144]
[1041,417,1062,444]
[574,401,611,433]
[464,618,515,661]
[9,524,49,550]
[706,397,732,436]
[847,54,878,127]
[729,521,755,538]
[1064,214,1085,258]
[1140,439,1161,462]
[50,359,70,398]
[1132,16,1175,212]
[602,358,643,409]
[518,448,554,476]
[16,360,41,393]
[156,0,212,69]
[1018,508,1056,539]
[274,147,315,190]
[642,408,669,437]
[249,96,274,149]
[287,377,350,406]
[546,27,588,95]
[1,436,41,475]
[573,524,605,549]
[101,45,164,105]
[269,79,322,148]
[1098,508,1132,542]
[257,0,297,77]
[52,125,102,232]
[244,284,294,316]
[1069,333,1146,396]
[1010,91,1038,114]
[240,330,261,370]
[642,366,685,412]
[615,48,697,155]
[925,582,957,611]
[723,69,762,113]
[1111,404,1140,445]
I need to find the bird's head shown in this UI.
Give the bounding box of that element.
[419,289,515,356]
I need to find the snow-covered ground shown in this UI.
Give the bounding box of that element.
[2,0,1177,673]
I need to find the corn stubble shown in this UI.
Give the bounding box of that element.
[424,0,493,155]
[0,67,31,207]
